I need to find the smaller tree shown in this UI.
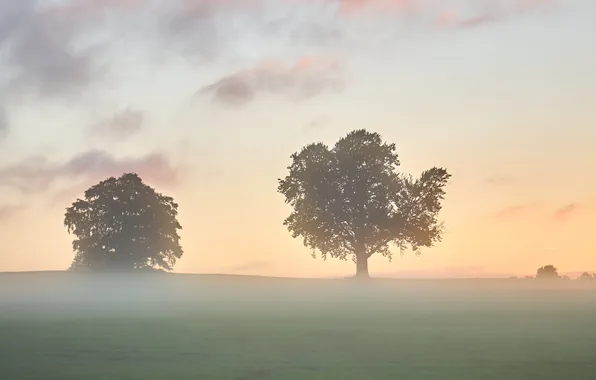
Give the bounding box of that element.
[64,173,183,272]
[579,272,596,281]
[535,265,559,279]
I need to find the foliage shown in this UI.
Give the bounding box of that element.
[535,265,559,279]
[64,173,183,272]
[277,129,451,276]
[579,272,596,280]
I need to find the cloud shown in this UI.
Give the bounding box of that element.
[0,1,106,99]
[200,56,343,106]
[159,0,223,60]
[0,0,560,113]
[338,0,417,14]
[0,204,24,221]
[92,108,144,140]
[0,0,558,100]
[0,107,7,140]
[290,22,343,45]
[437,11,499,29]
[0,1,35,42]
[552,203,583,223]
[334,0,555,26]
[436,0,555,29]
[494,202,540,219]
[494,201,588,223]
[0,150,178,194]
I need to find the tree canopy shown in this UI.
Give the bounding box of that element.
[64,173,183,272]
[535,265,559,279]
[277,129,451,277]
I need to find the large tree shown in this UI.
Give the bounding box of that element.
[277,129,451,277]
[64,173,183,272]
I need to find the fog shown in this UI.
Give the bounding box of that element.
[2,272,596,319]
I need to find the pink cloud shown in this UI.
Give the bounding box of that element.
[200,56,343,106]
[494,203,540,219]
[494,201,587,223]
[552,203,583,223]
[436,0,555,29]
[338,0,417,14]
[0,150,179,195]
[438,10,499,28]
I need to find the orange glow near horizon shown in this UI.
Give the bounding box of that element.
[0,0,594,278]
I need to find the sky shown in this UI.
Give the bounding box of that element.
[0,0,595,278]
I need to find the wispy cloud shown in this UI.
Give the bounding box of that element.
[0,204,24,221]
[0,150,178,194]
[437,11,499,29]
[92,108,145,140]
[552,203,583,223]
[200,57,343,106]
[436,0,555,29]
[494,202,540,219]
[494,200,588,223]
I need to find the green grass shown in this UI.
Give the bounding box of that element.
[1,273,596,379]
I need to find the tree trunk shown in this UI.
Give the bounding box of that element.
[355,254,369,278]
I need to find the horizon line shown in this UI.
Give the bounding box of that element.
[0,270,585,280]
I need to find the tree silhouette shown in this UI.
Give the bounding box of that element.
[64,173,183,272]
[535,265,559,279]
[579,272,595,280]
[277,129,451,278]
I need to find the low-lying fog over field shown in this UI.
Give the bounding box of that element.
[1,273,596,380]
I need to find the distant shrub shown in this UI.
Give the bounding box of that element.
[536,265,559,279]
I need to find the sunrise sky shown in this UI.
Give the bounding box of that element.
[0,0,594,277]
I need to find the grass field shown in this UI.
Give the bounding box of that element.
[1,272,596,379]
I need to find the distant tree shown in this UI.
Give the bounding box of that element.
[64,173,183,272]
[579,272,596,280]
[277,129,451,278]
[535,265,559,279]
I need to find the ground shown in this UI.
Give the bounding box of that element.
[1,273,595,379]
